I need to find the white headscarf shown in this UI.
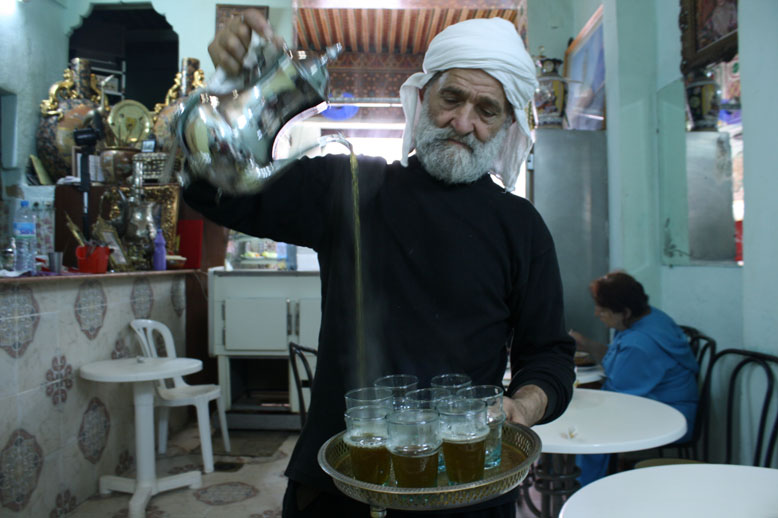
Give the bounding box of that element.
[400,18,538,192]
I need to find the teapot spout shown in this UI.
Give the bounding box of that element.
[231,134,353,193]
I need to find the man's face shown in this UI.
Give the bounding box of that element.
[422,69,512,143]
[414,69,513,185]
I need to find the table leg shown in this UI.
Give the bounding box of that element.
[98,381,202,518]
[532,453,581,518]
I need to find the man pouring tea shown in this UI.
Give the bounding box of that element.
[186,10,575,517]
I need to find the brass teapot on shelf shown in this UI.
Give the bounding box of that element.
[175,38,347,195]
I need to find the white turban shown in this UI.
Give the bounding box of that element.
[399,18,538,192]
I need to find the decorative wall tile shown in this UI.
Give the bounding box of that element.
[0,429,43,512]
[114,449,133,476]
[28,448,60,518]
[17,311,60,394]
[60,439,98,507]
[0,285,40,358]
[74,281,107,340]
[19,383,63,459]
[50,488,78,518]
[111,326,135,359]
[45,355,73,407]
[0,273,189,513]
[171,276,185,317]
[194,481,259,505]
[0,395,19,451]
[77,397,110,464]
[130,277,153,319]
[0,351,17,400]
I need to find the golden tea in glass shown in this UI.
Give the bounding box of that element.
[344,405,391,485]
[438,398,489,484]
[390,445,440,487]
[387,408,442,487]
[346,433,391,485]
[441,436,487,483]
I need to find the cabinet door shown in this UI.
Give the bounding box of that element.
[225,297,288,352]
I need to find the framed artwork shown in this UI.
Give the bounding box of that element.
[680,0,738,74]
[215,5,269,33]
[563,6,605,130]
[93,217,130,271]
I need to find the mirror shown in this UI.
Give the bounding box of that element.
[68,3,178,111]
[661,1,741,265]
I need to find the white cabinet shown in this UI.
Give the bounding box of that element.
[208,267,321,428]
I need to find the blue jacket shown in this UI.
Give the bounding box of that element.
[602,306,699,442]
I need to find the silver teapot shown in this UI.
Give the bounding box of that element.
[175,40,343,194]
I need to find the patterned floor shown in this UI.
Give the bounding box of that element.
[66,431,295,518]
[64,429,546,518]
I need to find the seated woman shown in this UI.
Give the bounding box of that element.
[569,271,699,486]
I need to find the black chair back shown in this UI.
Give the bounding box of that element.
[680,325,717,369]
[657,325,717,459]
[699,348,778,467]
[289,342,317,428]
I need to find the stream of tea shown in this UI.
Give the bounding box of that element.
[350,151,367,387]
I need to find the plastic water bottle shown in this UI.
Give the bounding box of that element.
[13,200,37,273]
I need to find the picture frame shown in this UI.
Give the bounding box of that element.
[679,0,738,74]
[215,5,269,33]
[563,5,606,130]
[92,217,130,271]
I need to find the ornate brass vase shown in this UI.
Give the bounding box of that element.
[36,58,100,179]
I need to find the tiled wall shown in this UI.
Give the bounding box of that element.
[0,273,188,517]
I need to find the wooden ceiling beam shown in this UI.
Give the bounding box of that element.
[387,9,398,54]
[294,1,520,8]
[360,9,370,52]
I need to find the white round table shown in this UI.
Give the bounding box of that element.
[560,464,778,518]
[534,388,687,454]
[80,357,203,518]
[523,389,688,518]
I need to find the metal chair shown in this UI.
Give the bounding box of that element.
[651,325,717,459]
[130,319,230,473]
[698,348,778,467]
[638,347,778,469]
[289,341,317,428]
[680,325,717,367]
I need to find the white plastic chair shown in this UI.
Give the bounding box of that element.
[130,319,230,473]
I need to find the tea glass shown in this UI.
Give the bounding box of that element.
[403,387,452,473]
[430,373,472,396]
[402,387,451,410]
[345,387,393,411]
[386,408,441,488]
[374,374,419,409]
[437,398,489,484]
[457,385,506,468]
[344,405,392,485]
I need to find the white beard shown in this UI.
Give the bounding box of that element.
[413,101,509,185]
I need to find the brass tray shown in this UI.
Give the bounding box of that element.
[318,421,541,516]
